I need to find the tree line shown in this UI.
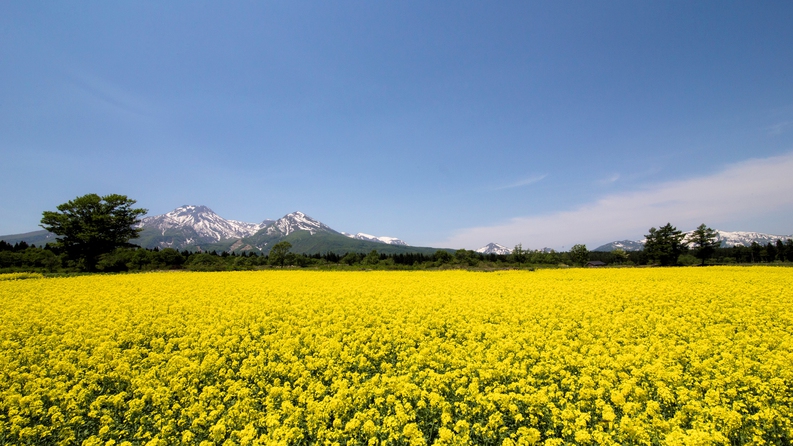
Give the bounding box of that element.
[5,236,791,274]
[0,240,592,273]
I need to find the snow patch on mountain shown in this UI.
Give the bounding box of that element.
[476,243,512,255]
[592,240,646,252]
[263,211,335,236]
[139,205,265,241]
[342,232,408,246]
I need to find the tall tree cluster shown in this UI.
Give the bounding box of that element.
[644,223,688,266]
[644,222,722,266]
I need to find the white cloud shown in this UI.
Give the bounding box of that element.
[436,152,793,250]
[492,174,547,190]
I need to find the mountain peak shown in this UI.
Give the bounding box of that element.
[476,243,512,255]
[168,205,216,217]
[139,205,264,245]
[265,211,336,236]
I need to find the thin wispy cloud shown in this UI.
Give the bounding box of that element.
[66,68,157,119]
[767,121,793,136]
[598,173,621,185]
[436,152,793,250]
[492,174,547,191]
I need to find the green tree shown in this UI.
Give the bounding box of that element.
[157,248,185,268]
[454,249,479,267]
[688,223,720,266]
[433,250,453,264]
[644,223,687,266]
[750,242,762,263]
[569,244,590,266]
[511,243,527,265]
[40,194,147,271]
[340,252,360,266]
[186,253,226,271]
[612,248,629,264]
[775,239,785,262]
[776,239,793,262]
[362,250,381,266]
[96,248,135,272]
[268,241,293,268]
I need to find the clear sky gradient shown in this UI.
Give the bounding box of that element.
[2,1,792,250]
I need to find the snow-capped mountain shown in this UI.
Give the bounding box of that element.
[260,211,335,237]
[594,230,792,252]
[132,206,421,252]
[685,230,792,248]
[138,205,266,242]
[476,243,512,255]
[342,232,408,246]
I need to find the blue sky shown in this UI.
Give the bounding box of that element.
[2,1,793,250]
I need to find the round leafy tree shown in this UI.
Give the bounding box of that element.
[40,194,147,271]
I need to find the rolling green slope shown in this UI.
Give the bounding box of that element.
[238,230,447,255]
[0,230,58,246]
[134,227,241,251]
[2,226,452,256]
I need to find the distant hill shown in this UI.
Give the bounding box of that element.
[0,229,57,246]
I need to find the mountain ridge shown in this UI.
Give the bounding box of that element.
[594,229,793,252]
[342,232,408,246]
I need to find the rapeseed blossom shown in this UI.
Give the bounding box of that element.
[0,268,791,445]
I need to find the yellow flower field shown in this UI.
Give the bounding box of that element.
[1,268,791,446]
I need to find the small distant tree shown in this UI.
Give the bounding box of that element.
[340,252,360,266]
[186,253,226,271]
[453,249,479,267]
[569,244,590,266]
[750,242,762,263]
[688,224,720,266]
[766,242,778,262]
[362,250,380,266]
[612,248,629,264]
[268,241,293,268]
[775,239,785,262]
[433,250,453,264]
[157,248,185,268]
[511,243,527,265]
[529,250,546,264]
[21,247,61,272]
[40,193,147,271]
[644,223,687,266]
